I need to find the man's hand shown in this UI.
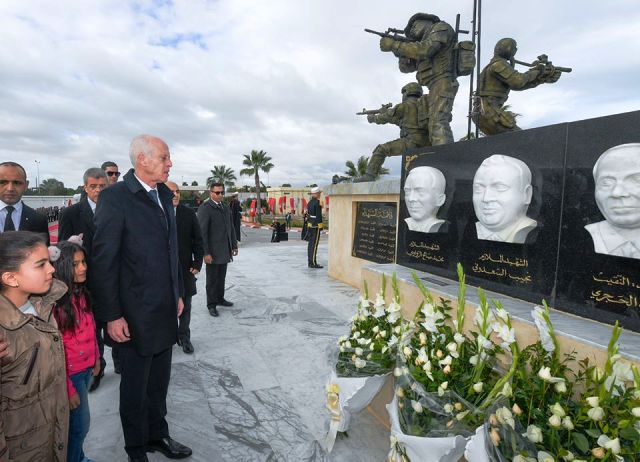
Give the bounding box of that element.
[380,36,395,52]
[107,317,131,343]
[177,297,184,317]
[189,267,200,275]
[232,248,238,257]
[92,360,101,377]
[204,254,213,264]
[69,392,81,410]
[0,339,10,365]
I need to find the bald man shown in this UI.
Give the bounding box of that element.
[585,143,640,259]
[472,154,537,244]
[404,166,447,233]
[92,135,191,461]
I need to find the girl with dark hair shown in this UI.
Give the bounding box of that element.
[51,239,100,462]
[0,231,69,461]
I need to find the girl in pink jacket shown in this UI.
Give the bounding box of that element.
[51,238,100,462]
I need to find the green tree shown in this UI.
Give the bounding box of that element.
[281,183,292,187]
[39,178,67,195]
[207,165,236,188]
[240,150,274,224]
[191,180,199,186]
[344,155,389,180]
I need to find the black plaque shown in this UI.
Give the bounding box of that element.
[556,111,640,331]
[395,110,640,332]
[352,202,397,264]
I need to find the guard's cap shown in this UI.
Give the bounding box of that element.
[310,187,322,194]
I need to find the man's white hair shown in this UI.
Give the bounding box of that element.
[129,134,160,166]
[593,143,640,180]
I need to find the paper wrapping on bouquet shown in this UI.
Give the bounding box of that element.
[324,370,390,452]
[464,425,490,462]
[387,395,467,462]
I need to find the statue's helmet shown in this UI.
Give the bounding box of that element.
[404,13,441,37]
[401,82,423,98]
[494,38,518,60]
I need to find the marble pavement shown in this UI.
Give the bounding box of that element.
[85,228,389,461]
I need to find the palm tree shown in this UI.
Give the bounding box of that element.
[207,165,237,188]
[240,150,274,224]
[344,155,389,180]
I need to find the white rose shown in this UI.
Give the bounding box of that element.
[499,382,512,398]
[354,358,366,369]
[632,407,640,417]
[524,425,543,443]
[554,381,567,393]
[456,410,469,421]
[403,346,412,358]
[562,416,574,430]
[550,402,566,417]
[597,435,621,455]
[496,406,515,429]
[586,396,599,408]
[537,451,554,462]
[419,332,427,345]
[411,400,423,414]
[454,332,465,344]
[355,347,363,356]
[393,367,403,377]
[537,366,565,384]
[548,414,562,428]
[396,387,405,398]
[372,325,379,333]
[562,451,574,461]
[394,326,401,334]
[379,330,387,338]
[444,403,453,413]
[587,406,605,421]
[353,331,361,339]
[469,355,478,365]
[473,382,484,393]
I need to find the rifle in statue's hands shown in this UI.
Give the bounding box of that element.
[515,54,572,73]
[356,103,392,116]
[364,28,412,43]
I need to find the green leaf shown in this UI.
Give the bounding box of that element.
[618,419,630,429]
[619,426,640,441]
[572,432,589,453]
[585,428,602,438]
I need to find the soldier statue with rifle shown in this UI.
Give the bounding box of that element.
[355,82,429,182]
[474,38,570,136]
[372,13,475,146]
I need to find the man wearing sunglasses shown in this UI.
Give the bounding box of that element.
[198,183,238,317]
[101,161,121,186]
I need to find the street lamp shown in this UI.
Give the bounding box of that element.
[34,160,40,192]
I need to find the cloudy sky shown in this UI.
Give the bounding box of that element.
[1,0,639,189]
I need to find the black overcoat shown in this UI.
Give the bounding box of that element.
[59,198,96,261]
[197,200,237,264]
[20,203,50,245]
[176,204,203,297]
[91,169,183,355]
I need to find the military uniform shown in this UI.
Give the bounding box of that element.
[383,15,458,145]
[474,38,561,136]
[306,194,323,268]
[363,83,430,180]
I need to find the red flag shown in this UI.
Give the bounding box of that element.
[250,200,257,217]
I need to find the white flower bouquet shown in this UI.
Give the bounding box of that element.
[389,265,519,461]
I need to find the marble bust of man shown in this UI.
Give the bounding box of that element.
[585,143,640,259]
[404,166,447,233]
[472,154,537,244]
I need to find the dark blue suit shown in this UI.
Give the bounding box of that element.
[92,169,182,457]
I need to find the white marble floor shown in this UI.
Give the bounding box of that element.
[85,229,389,461]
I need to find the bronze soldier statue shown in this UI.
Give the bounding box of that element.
[378,13,459,145]
[355,82,430,182]
[474,38,567,136]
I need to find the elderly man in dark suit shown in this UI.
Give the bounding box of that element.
[92,135,191,462]
[166,181,203,354]
[58,167,110,390]
[198,182,238,317]
[0,161,49,244]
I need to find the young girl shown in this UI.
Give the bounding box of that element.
[0,231,69,462]
[51,239,100,462]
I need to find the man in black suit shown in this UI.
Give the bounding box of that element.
[59,167,109,390]
[306,187,324,268]
[229,191,242,241]
[198,182,238,317]
[92,135,191,462]
[0,161,49,244]
[166,181,203,354]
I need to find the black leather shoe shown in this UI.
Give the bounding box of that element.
[309,264,324,269]
[182,340,194,354]
[128,456,149,462]
[89,366,104,393]
[208,306,219,317]
[114,361,121,375]
[218,299,234,307]
[147,437,192,459]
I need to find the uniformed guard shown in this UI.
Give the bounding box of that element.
[356,82,430,182]
[379,13,459,145]
[474,38,563,136]
[306,187,323,268]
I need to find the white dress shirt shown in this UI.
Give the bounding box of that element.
[0,200,23,232]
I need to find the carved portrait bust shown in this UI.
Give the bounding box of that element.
[404,166,446,233]
[585,143,640,259]
[472,154,537,244]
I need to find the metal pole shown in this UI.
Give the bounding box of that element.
[467,0,478,139]
[34,160,40,192]
[475,0,482,138]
